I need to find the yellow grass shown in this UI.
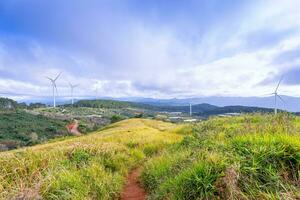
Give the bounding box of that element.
[0,118,182,200]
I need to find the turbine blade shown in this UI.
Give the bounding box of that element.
[275,76,284,92]
[54,72,62,81]
[277,95,285,103]
[261,93,275,97]
[53,83,58,94]
[46,77,54,81]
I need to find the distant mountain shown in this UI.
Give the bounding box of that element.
[118,96,300,112]
[141,103,274,116]
[11,95,300,112]
[71,99,275,116]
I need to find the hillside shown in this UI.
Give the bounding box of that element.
[71,99,275,116]
[144,104,274,116]
[141,114,300,199]
[1,114,300,199]
[0,97,18,111]
[0,111,69,150]
[0,119,183,199]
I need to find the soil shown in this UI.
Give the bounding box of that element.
[66,119,81,136]
[121,167,147,200]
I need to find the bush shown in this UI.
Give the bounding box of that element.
[110,115,124,123]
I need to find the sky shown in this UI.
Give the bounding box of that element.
[1,0,300,100]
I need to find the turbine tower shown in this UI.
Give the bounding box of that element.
[68,82,79,105]
[272,76,285,115]
[189,103,192,116]
[46,72,61,108]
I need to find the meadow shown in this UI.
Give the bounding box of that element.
[0,119,183,199]
[141,114,300,199]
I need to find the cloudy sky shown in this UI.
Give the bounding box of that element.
[1,0,300,100]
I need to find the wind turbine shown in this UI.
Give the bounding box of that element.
[68,82,79,105]
[272,76,285,115]
[189,103,192,117]
[94,81,100,99]
[46,72,61,108]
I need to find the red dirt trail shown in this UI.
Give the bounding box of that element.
[66,119,81,136]
[121,168,147,200]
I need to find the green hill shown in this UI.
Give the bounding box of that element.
[1,109,300,199]
[0,111,69,150]
[141,114,300,199]
[72,99,275,117]
[0,119,182,199]
[0,97,18,111]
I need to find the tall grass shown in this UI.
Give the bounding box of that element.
[141,113,300,199]
[0,119,182,199]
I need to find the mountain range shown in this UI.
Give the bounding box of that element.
[116,96,299,112]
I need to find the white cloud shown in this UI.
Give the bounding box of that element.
[1,0,300,100]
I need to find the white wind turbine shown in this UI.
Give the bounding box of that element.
[46,72,61,108]
[272,76,285,115]
[68,82,79,105]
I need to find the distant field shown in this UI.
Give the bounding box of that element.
[141,114,300,199]
[0,119,183,199]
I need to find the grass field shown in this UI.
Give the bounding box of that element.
[141,114,300,199]
[0,119,183,200]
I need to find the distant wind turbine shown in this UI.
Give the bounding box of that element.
[46,72,61,108]
[272,76,285,115]
[94,81,100,99]
[68,82,79,105]
[189,103,192,116]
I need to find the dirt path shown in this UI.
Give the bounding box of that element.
[67,119,81,136]
[121,167,147,200]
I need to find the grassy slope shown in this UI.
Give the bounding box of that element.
[141,114,300,200]
[0,118,183,200]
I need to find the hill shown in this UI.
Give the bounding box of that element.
[141,114,300,199]
[0,97,18,111]
[119,96,299,112]
[144,103,274,116]
[71,99,275,116]
[0,111,69,150]
[0,119,183,199]
[1,114,300,199]
[73,99,137,109]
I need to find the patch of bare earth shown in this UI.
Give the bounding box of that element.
[13,184,42,200]
[121,167,147,200]
[66,119,81,136]
[215,167,245,200]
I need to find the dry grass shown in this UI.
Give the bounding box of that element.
[0,118,182,200]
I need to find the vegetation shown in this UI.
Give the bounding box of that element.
[0,111,69,150]
[73,99,137,109]
[0,119,182,199]
[0,97,18,111]
[71,99,275,117]
[141,113,300,199]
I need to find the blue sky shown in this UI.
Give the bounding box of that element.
[0,0,300,100]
